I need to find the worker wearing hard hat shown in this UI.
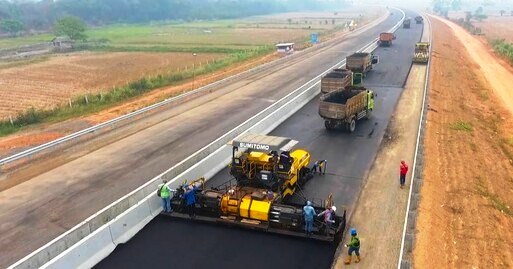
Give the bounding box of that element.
[344,228,361,264]
[303,201,316,236]
[317,206,336,236]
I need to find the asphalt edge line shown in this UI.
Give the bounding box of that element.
[397,13,433,269]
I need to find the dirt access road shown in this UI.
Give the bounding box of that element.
[0,9,398,268]
[414,16,513,268]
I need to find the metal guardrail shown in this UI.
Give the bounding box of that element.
[0,13,388,168]
[397,13,433,269]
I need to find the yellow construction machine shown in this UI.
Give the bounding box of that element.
[163,134,346,242]
[413,42,430,63]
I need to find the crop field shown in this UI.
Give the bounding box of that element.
[473,16,513,42]
[0,11,358,50]
[0,10,369,124]
[0,52,226,119]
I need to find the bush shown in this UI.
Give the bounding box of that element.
[491,39,513,64]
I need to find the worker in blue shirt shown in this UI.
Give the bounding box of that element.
[303,201,316,236]
[183,185,197,218]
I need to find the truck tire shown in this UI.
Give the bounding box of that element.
[324,120,334,130]
[348,118,356,133]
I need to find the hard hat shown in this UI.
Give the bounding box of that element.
[351,228,357,236]
[331,206,337,212]
[307,201,312,206]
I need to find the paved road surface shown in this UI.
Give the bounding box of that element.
[0,10,401,268]
[95,10,422,269]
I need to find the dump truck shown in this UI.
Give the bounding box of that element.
[378,32,395,47]
[321,69,353,94]
[162,134,346,242]
[415,16,423,24]
[403,18,411,28]
[413,42,430,63]
[346,52,379,76]
[319,86,375,132]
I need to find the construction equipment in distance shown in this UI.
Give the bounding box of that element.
[346,52,379,77]
[415,16,424,24]
[413,42,430,63]
[319,86,375,132]
[321,69,353,94]
[403,17,411,28]
[378,32,396,47]
[162,134,346,242]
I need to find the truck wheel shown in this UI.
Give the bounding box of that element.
[348,119,356,133]
[324,120,334,130]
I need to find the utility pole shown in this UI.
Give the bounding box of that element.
[192,53,197,91]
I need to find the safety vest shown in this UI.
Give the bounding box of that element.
[349,236,360,248]
[159,184,170,198]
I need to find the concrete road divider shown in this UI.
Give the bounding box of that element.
[9,8,405,269]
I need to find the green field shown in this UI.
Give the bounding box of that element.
[0,13,353,51]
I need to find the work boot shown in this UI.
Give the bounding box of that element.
[344,255,351,265]
[355,255,361,263]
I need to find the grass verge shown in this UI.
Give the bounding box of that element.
[490,39,513,65]
[0,46,273,137]
[450,120,473,132]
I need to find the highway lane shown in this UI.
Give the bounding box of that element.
[0,10,403,268]
[95,10,423,269]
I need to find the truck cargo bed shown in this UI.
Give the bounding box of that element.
[319,86,367,120]
[323,89,361,104]
[321,69,352,94]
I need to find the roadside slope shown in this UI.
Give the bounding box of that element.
[414,17,513,268]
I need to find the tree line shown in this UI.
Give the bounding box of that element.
[0,0,346,36]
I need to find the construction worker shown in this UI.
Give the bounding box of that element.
[312,160,327,175]
[367,90,374,111]
[303,201,316,236]
[344,228,361,264]
[317,206,336,235]
[157,179,172,213]
[183,184,197,218]
[400,160,409,188]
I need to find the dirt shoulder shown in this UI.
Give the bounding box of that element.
[414,16,513,268]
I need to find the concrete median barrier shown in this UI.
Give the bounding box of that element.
[40,226,115,269]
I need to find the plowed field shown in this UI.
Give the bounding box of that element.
[0,52,225,119]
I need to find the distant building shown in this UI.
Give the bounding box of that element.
[275,43,294,54]
[51,36,74,51]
